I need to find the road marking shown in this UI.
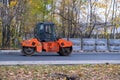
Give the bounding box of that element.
[0,60,120,65]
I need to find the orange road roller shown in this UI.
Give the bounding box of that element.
[21,22,73,56]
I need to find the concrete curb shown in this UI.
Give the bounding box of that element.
[0,60,120,65]
[0,50,21,53]
[0,50,120,54]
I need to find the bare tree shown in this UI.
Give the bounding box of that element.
[0,0,27,48]
[0,5,13,48]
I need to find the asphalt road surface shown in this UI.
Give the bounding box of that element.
[0,51,120,65]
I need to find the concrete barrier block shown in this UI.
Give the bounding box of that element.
[73,46,81,51]
[83,46,95,51]
[96,46,108,51]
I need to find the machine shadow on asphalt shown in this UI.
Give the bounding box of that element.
[21,52,73,57]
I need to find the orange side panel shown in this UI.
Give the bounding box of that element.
[36,46,42,52]
[42,42,59,52]
[21,38,42,52]
[57,39,73,47]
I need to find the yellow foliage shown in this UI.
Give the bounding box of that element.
[112,17,120,28]
[10,0,17,7]
[29,0,32,4]
[93,2,107,8]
